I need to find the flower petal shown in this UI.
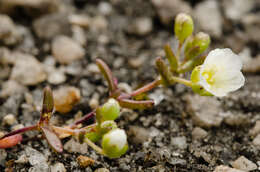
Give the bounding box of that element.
[203,48,242,71]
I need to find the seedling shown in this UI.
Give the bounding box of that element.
[0,13,245,159]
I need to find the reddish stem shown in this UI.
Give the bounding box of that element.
[1,125,38,139]
[118,78,161,99]
[70,111,95,129]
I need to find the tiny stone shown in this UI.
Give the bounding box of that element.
[69,14,91,28]
[89,94,99,109]
[54,86,81,114]
[171,136,187,149]
[185,95,223,128]
[194,0,222,38]
[128,126,150,144]
[0,131,5,138]
[64,138,89,154]
[243,55,260,73]
[51,162,66,172]
[76,155,95,168]
[11,53,47,86]
[129,17,153,36]
[223,0,255,21]
[91,16,108,31]
[0,80,27,98]
[86,63,100,74]
[192,127,208,140]
[15,154,29,164]
[223,113,249,126]
[151,0,191,25]
[117,83,132,94]
[33,13,70,40]
[47,68,66,85]
[231,156,257,171]
[253,134,260,147]
[3,114,17,126]
[249,120,260,137]
[12,124,24,131]
[214,165,244,172]
[52,35,85,64]
[72,25,87,46]
[95,168,110,172]
[25,147,49,171]
[98,2,113,16]
[0,149,7,166]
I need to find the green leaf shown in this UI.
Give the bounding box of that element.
[164,44,178,72]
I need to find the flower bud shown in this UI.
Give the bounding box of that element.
[100,120,118,134]
[85,131,102,143]
[102,129,128,158]
[98,98,120,122]
[184,32,210,60]
[174,13,194,44]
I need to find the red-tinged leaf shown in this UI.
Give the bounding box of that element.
[118,99,154,109]
[96,59,117,93]
[0,134,22,149]
[40,125,63,153]
[40,86,54,124]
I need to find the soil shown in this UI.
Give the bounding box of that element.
[0,0,260,171]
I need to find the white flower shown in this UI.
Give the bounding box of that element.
[198,48,245,97]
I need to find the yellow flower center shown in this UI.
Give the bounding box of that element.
[202,67,218,85]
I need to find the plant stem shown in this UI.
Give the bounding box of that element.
[84,138,104,155]
[70,111,95,129]
[1,125,38,139]
[170,76,192,87]
[130,78,161,97]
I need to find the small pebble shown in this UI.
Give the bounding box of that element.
[95,168,110,172]
[249,120,260,137]
[253,134,260,147]
[91,16,108,31]
[69,14,91,28]
[128,126,150,144]
[192,127,208,140]
[51,162,66,172]
[98,2,113,16]
[89,93,99,109]
[214,165,244,172]
[0,131,4,138]
[12,124,24,131]
[129,17,153,36]
[64,138,89,154]
[76,155,95,167]
[231,156,257,171]
[3,114,17,126]
[171,136,187,149]
[52,35,85,64]
[54,86,81,113]
[11,53,47,86]
[15,154,29,164]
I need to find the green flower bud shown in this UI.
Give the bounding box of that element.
[174,13,194,44]
[184,32,210,60]
[85,131,102,143]
[191,66,213,96]
[98,98,120,122]
[100,120,118,134]
[102,129,128,158]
